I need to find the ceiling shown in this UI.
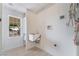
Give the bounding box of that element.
[6,3,53,13]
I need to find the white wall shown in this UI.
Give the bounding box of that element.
[2,4,25,50]
[27,11,38,34]
[77,46,79,56]
[0,3,2,50]
[0,3,2,18]
[36,4,76,56]
[26,11,38,49]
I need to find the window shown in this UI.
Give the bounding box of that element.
[9,16,20,37]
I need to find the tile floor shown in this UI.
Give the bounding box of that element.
[0,46,51,56]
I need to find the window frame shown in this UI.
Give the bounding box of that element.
[8,15,21,37]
